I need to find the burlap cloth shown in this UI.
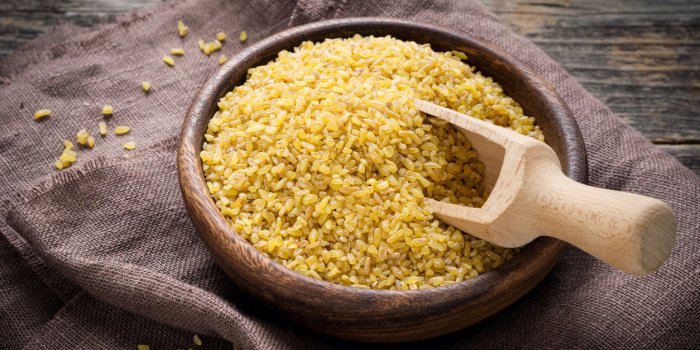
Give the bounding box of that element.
[1,0,698,349]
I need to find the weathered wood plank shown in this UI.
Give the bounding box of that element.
[658,144,700,176]
[480,0,700,144]
[0,0,163,57]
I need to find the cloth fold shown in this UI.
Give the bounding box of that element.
[1,0,698,349]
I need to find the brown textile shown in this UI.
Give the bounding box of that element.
[1,0,698,349]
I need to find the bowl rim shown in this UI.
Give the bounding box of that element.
[177,17,587,340]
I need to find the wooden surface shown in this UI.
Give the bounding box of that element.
[0,0,697,176]
[419,99,676,275]
[178,18,578,342]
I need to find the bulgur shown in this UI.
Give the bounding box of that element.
[170,48,185,56]
[76,128,95,148]
[55,140,77,170]
[201,36,542,290]
[123,141,137,150]
[163,55,175,66]
[33,109,51,120]
[177,20,189,37]
[114,126,131,135]
[98,121,108,136]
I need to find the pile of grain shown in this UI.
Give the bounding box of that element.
[201,35,542,290]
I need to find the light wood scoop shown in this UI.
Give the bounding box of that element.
[415,99,676,275]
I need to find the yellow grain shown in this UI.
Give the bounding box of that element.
[123,141,137,150]
[239,31,247,42]
[193,334,203,346]
[102,105,113,116]
[55,139,78,170]
[33,109,51,120]
[114,126,131,135]
[141,81,151,93]
[76,128,94,148]
[170,48,185,56]
[177,20,189,37]
[163,55,175,66]
[202,36,534,289]
[98,121,108,136]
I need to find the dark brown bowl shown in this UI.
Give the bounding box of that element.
[177,18,587,342]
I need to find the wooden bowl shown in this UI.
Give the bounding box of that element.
[177,18,587,342]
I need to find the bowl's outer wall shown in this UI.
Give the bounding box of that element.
[177,18,587,342]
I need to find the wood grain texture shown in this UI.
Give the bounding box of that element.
[177,18,585,342]
[418,99,676,275]
[1,0,696,175]
[480,0,700,174]
[658,144,700,175]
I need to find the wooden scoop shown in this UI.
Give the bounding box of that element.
[415,99,676,275]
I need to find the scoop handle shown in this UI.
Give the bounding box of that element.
[531,167,676,275]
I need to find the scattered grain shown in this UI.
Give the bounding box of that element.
[163,55,175,66]
[123,141,137,150]
[142,81,151,93]
[218,55,227,65]
[199,39,222,56]
[239,31,247,42]
[55,140,77,170]
[193,335,203,346]
[170,48,185,56]
[216,31,227,41]
[76,129,95,148]
[98,121,108,136]
[102,105,113,116]
[114,126,131,135]
[177,20,189,37]
[33,109,51,120]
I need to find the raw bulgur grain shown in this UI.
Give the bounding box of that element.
[123,141,137,150]
[239,31,247,42]
[218,55,227,65]
[76,129,94,148]
[216,31,227,41]
[170,48,185,56]
[55,140,77,170]
[177,20,189,37]
[193,335,203,346]
[202,36,540,290]
[141,81,151,93]
[163,55,175,66]
[199,39,222,56]
[102,105,113,116]
[114,126,131,135]
[98,121,108,136]
[33,109,51,120]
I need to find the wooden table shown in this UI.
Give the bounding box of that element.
[1,0,698,175]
